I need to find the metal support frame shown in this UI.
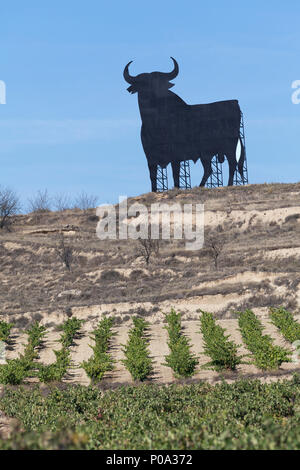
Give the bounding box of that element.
[206,111,248,188]
[206,156,224,188]
[234,111,249,186]
[156,165,168,192]
[179,160,192,189]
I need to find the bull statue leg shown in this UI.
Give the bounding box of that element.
[148,163,158,192]
[227,154,237,186]
[171,161,180,188]
[237,139,246,180]
[199,156,212,187]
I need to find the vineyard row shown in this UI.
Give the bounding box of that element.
[0,308,299,385]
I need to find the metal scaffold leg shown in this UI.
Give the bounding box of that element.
[179,160,192,189]
[206,156,224,188]
[234,111,249,186]
[156,165,168,192]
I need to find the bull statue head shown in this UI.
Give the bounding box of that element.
[123,57,179,97]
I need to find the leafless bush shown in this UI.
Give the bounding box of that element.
[53,193,73,211]
[64,306,73,318]
[0,187,20,230]
[226,294,298,312]
[137,237,160,265]
[285,214,300,224]
[130,269,148,280]
[74,191,98,211]
[28,189,52,213]
[55,233,73,271]
[205,234,224,270]
[101,269,123,281]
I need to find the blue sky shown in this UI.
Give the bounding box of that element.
[1,0,300,205]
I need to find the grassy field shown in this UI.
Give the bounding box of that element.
[1,376,300,449]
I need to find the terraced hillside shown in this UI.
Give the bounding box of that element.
[1,182,300,385]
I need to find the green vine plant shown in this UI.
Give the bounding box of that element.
[0,321,46,385]
[122,317,153,381]
[269,307,300,344]
[0,321,14,343]
[238,310,291,370]
[38,317,84,383]
[164,309,198,378]
[81,317,115,383]
[199,311,246,371]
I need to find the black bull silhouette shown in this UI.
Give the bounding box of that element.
[124,57,245,192]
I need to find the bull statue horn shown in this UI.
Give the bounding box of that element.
[164,57,179,80]
[123,61,136,84]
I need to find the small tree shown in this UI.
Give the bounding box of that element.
[205,235,223,270]
[0,187,20,230]
[137,237,160,266]
[53,193,73,212]
[74,191,98,211]
[55,233,73,271]
[28,189,52,213]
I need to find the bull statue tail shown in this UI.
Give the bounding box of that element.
[237,137,245,179]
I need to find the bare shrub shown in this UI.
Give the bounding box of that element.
[28,189,52,213]
[285,214,300,224]
[64,306,73,318]
[137,238,160,265]
[87,214,99,223]
[0,187,20,230]
[55,233,73,271]
[101,270,123,281]
[74,191,98,211]
[13,316,30,329]
[205,234,224,270]
[226,294,298,312]
[130,269,147,280]
[53,193,73,211]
